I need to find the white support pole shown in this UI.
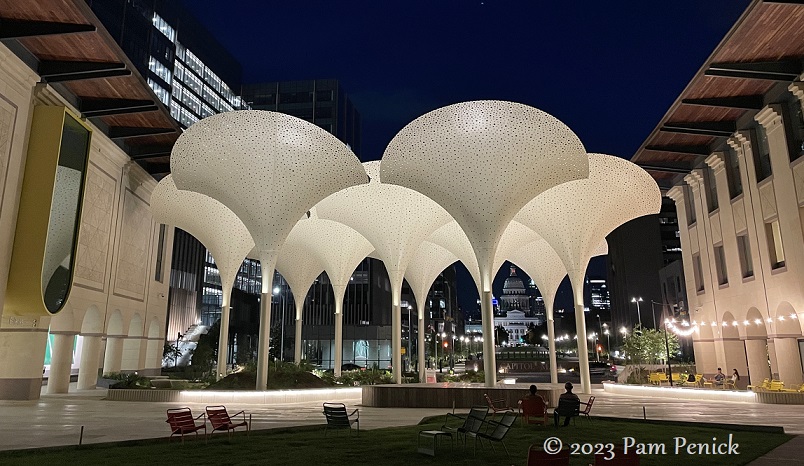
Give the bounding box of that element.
[77,335,102,390]
[47,333,76,394]
[215,286,233,380]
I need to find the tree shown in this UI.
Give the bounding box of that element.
[163,342,182,367]
[622,325,680,364]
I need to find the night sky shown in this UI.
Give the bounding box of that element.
[180,0,750,325]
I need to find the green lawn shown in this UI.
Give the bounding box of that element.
[0,416,792,465]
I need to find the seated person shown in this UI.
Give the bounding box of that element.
[554,382,580,427]
[714,368,726,386]
[523,384,545,402]
[687,373,696,384]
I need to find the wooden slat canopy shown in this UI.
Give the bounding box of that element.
[0,0,180,178]
[632,0,804,191]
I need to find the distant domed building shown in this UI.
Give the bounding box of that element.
[496,267,544,343]
[500,267,530,313]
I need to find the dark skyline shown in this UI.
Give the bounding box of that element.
[181,1,748,161]
[178,0,750,319]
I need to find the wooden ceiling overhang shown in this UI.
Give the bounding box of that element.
[632,0,804,191]
[0,0,180,178]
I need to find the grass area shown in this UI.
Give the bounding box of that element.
[0,416,791,465]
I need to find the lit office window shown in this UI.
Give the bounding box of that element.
[202,85,220,110]
[148,56,172,84]
[204,68,222,92]
[146,78,170,106]
[152,13,176,42]
[200,103,214,119]
[183,71,203,95]
[180,107,199,128]
[184,49,205,77]
[174,62,185,81]
[175,42,186,61]
[170,99,181,121]
[182,92,202,116]
[172,80,184,101]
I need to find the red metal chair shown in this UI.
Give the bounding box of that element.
[206,405,250,438]
[166,407,206,443]
[527,445,570,465]
[484,393,513,417]
[580,395,596,419]
[518,396,549,426]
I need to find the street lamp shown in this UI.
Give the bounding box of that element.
[663,319,674,386]
[603,329,610,358]
[631,297,643,328]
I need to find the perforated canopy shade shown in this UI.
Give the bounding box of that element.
[506,234,608,384]
[405,240,460,381]
[316,161,452,382]
[515,153,661,393]
[427,221,481,290]
[381,100,588,386]
[276,211,374,372]
[170,110,367,389]
[150,175,255,379]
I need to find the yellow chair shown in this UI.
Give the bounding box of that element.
[768,380,785,391]
[748,378,769,392]
[781,383,804,393]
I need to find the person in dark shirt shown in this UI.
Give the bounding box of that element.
[523,384,545,402]
[554,382,580,426]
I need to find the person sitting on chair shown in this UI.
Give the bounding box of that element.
[714,368,726,386]
[523,384,545,402]
[687,373,696,384]
[554,382,580,427]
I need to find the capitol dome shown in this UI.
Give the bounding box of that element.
[503,266,526,295]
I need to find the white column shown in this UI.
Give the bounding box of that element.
[215,286,233,380]
[77,334,102,390]
[0,327,49,400]
[333,285,346,378]
[480,289,496,387]
[744,338,771,385]
[774,337,804,385]
[256,253,278,391]
[294,298,304,364]
[568,272,591,394]
[418,310,426,383]
[103,336,124,375]
[767,340,780,378]
[544,294,558,384]
[47,333,76,394]
[391,285,403,384]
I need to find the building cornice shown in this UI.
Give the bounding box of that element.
[705,152,726,174]
[754,106,782,130]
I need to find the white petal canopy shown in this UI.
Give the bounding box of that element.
[150,175,254,294]
[515,153,661,287]
[405,240,460,382]
[150,175,255,380]
[381,100,588,386]
[316,161,452,382]
[515,153,661,393]
[275,212,374,369]
[427,221,481,291]
[170,110,367,390]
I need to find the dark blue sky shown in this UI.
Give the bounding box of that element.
[180,0,750,322]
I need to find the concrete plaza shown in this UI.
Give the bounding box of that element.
[0,383,801,466]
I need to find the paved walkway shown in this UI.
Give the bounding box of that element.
[0,383,800,462]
